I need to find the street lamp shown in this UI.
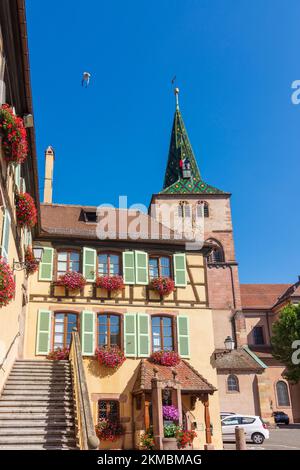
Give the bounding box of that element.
[224,336,235,351]
[13,245,44,271]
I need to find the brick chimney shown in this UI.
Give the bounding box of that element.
[43,146,55,203]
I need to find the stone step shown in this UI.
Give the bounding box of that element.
[0,416,74,423]
[0,444,78,450]
[0,435,77,445]
[4,384,72,391]
[12,367,70,372]
[0,427,75,436]
[1,390,73,397]
[0,409,74,417]
[8,373,71,379]
[0,405,74,413]
[15,360,69,364]
[5,378,72,383]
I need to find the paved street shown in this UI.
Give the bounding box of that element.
[223,425,300,450]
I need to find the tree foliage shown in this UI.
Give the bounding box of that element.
[271,303,300,383]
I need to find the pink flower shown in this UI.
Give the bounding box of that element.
[57,271,86,290]
[0,257,15,307]
[95,275,124,292]
[0,104,28,163]
[150,277,175,296]
[150,350,180,367]
[16,193,37,228]
[95,346,125,369]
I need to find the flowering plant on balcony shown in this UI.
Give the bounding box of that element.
[150,350,180,367]
[0,257,15,308]
[16,193,37,228]
[0,104,28,163]
[175,429,197,449]
[140,427,155,450]
[162,405,179,422]
[95,346,125,369]
[150,277,175,296]
[56,271,86,290]
[95,418,125,442]
[46,347,69,361]
[95,275,124,292]
[25,247,39,275]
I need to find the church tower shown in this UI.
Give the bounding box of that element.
[151,88,246,349]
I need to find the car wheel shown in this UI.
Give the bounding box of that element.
[252,433,265,444]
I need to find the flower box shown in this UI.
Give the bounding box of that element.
[0,257,15,308]
[95,418,125,443]
[95,275,124,293]
[150,277,175,297]
[95,346,125,369]
[46,348,69,360]
[0,104,28,163]
[150,350,180,367]
[16,193,37,228]
[25,247,39,275]
[56,271,86,291]
[162,437,178,450]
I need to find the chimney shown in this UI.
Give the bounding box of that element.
[43,146,55,203]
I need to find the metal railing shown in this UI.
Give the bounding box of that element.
[69,329,99,450]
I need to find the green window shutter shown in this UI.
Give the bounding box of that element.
[14,164,20,191]
[173,253,187,287]
[122,251,135,284]
[135,251,149,285]
[83,247,96,282]
[124,313,137,357]
[36,310,51,355]
[1,209,11,260]
[137,313,150,357]
[81,311,96,356]
[177,315,190,358]
[38,247,54,281]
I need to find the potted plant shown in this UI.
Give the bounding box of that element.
[46,347,69,361]
[95,418,125,447]
[140,427,155,450]
[0,104,28,163]
[162,423,180,450]
[95,275,124,293]
[175,428,197,449]
[150,277,175,297]
[95,346,125,369]
[0,257,15,308]
[150,350,180,367]
[25,246,39,276]
[15,193,37,228]
[56,271,86,294]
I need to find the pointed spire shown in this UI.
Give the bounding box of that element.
[161,89,225,195]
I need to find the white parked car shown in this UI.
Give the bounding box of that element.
[221,414,269,444]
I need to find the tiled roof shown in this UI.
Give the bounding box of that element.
[215,347,264,372]
[133,359,216,394]
[240,284,291,310]
[40,204,187,244]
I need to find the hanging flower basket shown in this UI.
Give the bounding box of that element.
[150,350,180,367]
[95,418,125,442]
[95,275,124,292]
[46,347,69,361]
[0,104,28,163]
[163,405,179,422]
[95,346,125,369]
[16,193,37,228]
[56,271,86,290]
[150,277,175,296]
[0,257,15,308]
[25,247,39,275]
[175,429,197,449]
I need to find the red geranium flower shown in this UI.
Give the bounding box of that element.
[25,246,39,276]
[0,104,28,163]
[150,350,180,367]
[16,193,37,228]
[95,346,125,369]
[0,257,15,308]
[95,275,124,292]
[57,271,86,290]
[150,277,175,296]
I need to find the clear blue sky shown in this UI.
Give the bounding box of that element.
[26,0,300,284]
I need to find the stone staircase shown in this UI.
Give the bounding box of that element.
[0,360,78,450]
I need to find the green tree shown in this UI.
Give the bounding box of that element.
[271,303,300,383]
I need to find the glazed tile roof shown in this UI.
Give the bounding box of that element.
[214,347,265,372]
[133,359,216,394]
[240,284,291,310]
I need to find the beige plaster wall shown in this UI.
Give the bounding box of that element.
[217,372,260,416]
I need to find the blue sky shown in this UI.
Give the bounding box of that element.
[26,0,300,284]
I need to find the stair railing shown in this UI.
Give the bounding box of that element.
[69,329,99,450]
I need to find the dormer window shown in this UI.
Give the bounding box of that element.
[84,211,97,223]
[180,157,192,179]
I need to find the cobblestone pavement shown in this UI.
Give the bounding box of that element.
[223,425,300,450]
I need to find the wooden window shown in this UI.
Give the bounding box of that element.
[57,250,80,277]
[253,326,264,345]
[97,253,120,275]
[152,316,174,352]
[98,400,120,422]
[53,313,78,349]
[276,381,290,406]
[149,256,171,280]
[227,374,239,392]
[97,314,121,348]
[197,201,209,218]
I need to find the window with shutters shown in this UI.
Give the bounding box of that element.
[151,316,174,352]
[196,201,209,218]
[178,201,191,219]
[253,326,265,345]
[98,400,120,422]
[53,312,78,349]
[227,374,239,392]
[97,253,121,275]
[149,256,171,280]
[56,250,80,277]
[97,314,121,348]
[276,381,290,406]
